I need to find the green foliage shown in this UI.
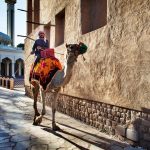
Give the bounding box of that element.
[17,43,24,49]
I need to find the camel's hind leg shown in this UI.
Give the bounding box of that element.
[32,84,40,125]
[40,87,46,116]
[52,88,61,131]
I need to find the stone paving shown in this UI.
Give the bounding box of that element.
[0,87,145,150]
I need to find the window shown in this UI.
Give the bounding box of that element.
[55,9,65,47]
[27,0,32,34]
[34,0,40,29]
[81,0,107,34]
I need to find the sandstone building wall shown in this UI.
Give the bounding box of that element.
[25,0,150,110]
[25,0,150,148]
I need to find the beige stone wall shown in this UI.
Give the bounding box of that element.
[25,0,150,110]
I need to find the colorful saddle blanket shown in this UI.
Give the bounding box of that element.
[30,57,62,90]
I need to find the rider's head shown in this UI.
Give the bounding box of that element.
[38,31,45,39]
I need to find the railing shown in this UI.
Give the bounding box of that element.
[14,78,24,88]
[0,77,14,90]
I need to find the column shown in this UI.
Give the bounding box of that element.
[50,25,55,48]
[6,61,10,76]
[5,0,16,46]
[11,62,15,78]
[18,62,22,76]
[0,61,1,76]
[4,63,7,76]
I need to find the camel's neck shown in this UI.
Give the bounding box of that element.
[62,55,76,86]
[47,53,77,90]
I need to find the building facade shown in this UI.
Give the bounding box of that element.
[24,0,150,148]
[0,0,24,78]
[0,32,24,78]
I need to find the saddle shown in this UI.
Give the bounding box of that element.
[40,48,55,58]
[29,49,62,90]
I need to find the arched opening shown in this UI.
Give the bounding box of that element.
[1,57,12,77]
[15,58,24,78]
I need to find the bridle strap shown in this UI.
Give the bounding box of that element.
[67,54,78,64]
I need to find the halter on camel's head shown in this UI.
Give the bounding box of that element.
[65,42,88,63]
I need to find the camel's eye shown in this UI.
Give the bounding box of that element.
[70,45,73,49]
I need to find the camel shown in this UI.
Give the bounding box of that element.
[31,43,87,131]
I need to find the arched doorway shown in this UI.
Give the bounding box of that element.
[15,58,24,78]
[1,57,12,77]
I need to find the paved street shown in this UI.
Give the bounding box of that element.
[0,87,137,150]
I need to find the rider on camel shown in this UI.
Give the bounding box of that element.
[29,31,62,89]
[30,31,49,69]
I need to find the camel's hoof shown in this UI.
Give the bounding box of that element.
[52,125,61,131]
[33,121,38,126]
[36,112,40,116]
[42,110,46,116]
[34,116,42,125]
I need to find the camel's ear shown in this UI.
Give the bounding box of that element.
[66,43,68,48]
[79,41,83,45]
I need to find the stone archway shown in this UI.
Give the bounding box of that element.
[15,58,24,78]
[1,57,12,77]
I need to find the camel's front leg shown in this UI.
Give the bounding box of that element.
[52,88,61,131]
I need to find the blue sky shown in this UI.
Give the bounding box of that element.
[0,0,26,46]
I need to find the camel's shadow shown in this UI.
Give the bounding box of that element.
[41,126,88,150]
[39,123,112,150]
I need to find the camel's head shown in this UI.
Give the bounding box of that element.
[65,42,88,57]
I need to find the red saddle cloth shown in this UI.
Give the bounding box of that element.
[29,48,62,90]
[40,48,55,58]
